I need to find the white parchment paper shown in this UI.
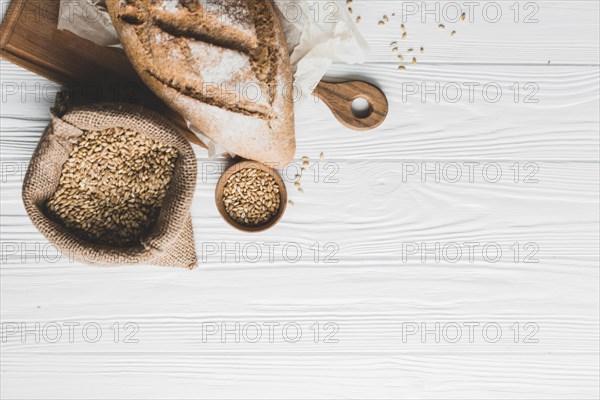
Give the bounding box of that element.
[58,0,370,156]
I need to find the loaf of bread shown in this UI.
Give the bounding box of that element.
[106,0,296,165]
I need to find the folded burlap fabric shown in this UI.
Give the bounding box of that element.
[22,102,198,268]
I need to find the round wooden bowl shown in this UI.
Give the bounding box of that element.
[215,160,287,232]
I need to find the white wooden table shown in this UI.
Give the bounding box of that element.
[1,1,599,398]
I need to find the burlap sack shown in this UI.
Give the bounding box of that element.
[22,103,198,269]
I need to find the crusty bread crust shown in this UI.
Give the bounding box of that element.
[106,0,296,165]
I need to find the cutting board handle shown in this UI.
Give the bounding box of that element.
[314,80,388,131]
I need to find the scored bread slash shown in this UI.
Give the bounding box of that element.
[105,0,296,165]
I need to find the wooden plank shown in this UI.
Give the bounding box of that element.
[1,158,598,267]
[348,0,600,64]
[2,61,598,161]
[1,1,600,68]
[2,145,597,397]
[1,1,599,398]
[3,1,599,72]
[1,354,596,399]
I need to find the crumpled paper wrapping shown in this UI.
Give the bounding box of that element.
[58,0,369,156]
[58,0,120,47]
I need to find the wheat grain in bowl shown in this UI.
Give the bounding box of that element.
[46,127,178,247]
[216,161,288,232]
[222,168,281,226]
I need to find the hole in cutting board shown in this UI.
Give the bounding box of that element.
[351,97,373,119]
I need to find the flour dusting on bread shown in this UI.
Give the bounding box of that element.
[106,0,296,165]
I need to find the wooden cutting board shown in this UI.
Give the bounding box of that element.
[0,0,206,147]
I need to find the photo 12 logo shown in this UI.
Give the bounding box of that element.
[398,161,540,184]
[199,160,340,185]
[401,241,540,263]
[274,1,341,24]
[201,241,340,263]
[1,161,29,183]
[397,1,540,24]
[401,82,539,104]
[201,321,340,344]
[401,321,540,343]
[1,321,140,344]
[0,241,145,265]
